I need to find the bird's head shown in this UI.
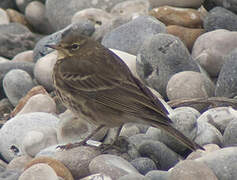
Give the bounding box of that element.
[46,32,88,59]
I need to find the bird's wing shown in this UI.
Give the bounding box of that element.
[59,52,171,124]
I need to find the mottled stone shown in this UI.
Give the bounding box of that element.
[204,7,237,32]
[150,6,202,28]
[137,34,199,98]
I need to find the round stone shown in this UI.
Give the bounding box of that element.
[3,69,35,106]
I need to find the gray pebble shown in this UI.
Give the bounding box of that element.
[102,15,166,55]
[196,147,237,180]
[3,69,35,106]
[145,170,169,180]
[223,119,237,147]
[138,140,179,170]
[204,7,237,31]
[216,48,237,97]
[131,157,157,175]
[137,33,199,98]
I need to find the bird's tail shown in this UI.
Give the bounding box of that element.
[152,122,204,151]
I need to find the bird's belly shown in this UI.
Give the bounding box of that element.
[56,89,132,127]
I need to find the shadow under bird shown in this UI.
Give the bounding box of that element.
[47,31,203,151]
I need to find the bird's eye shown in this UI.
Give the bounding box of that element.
[71,43,79,50]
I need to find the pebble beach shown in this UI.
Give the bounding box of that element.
[0,0,237,179]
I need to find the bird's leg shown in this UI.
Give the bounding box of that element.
[58,125,105,150]
[100,125,123,152]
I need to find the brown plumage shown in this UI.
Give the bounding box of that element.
[48,32,203,151]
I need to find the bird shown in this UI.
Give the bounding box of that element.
[47,31,203,151]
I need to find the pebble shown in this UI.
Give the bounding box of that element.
[89,154,138,180]
[102,15,166,55]
[22,127,58,157]
[145,170,169,180]
[147,106,199,152]
[111,0,150,18]
[19,163,59,180]
[166,25,205,51]
[216,48,237,97]
[197,107,237,134]
[6,9,32,30]
[138,140,179,170]
[51,146,101,179]
[10,85,48,117]
[148,0,203,8]
[166,71,215,109]
[0,0,17,9]
[0,98,14,120]
[137,34,199,98]
[25,156,73,180]
[120,123,141,138]
[16,0,35,13]
[169,160,218,180]
[186,144,220,160]
[80,173,112,180]
[130,157,157,175]
[72,8,113,30]
[118,173,149,180]
[192,29,237,77]
[92,15,132,41]
[150,6,202,28]
[25,1,54,34]
[0,23,37,59]
[196,147,237,180]
[0,8,10,25]
[3,69,35,106]
[0,112,59,162]
[204,7,237,32]
[0,168,21,180]
[213,0,237,13]
[45,0,126,30]
[129,133,156,149]
[34,51,57,91]
[223,119,237,147]
[7,155,33,171]
[12,50,33,62]
[195,121,223,147]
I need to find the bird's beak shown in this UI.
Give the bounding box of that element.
[45,44,59,50]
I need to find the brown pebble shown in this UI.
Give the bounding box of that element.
[25,156,74,180]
